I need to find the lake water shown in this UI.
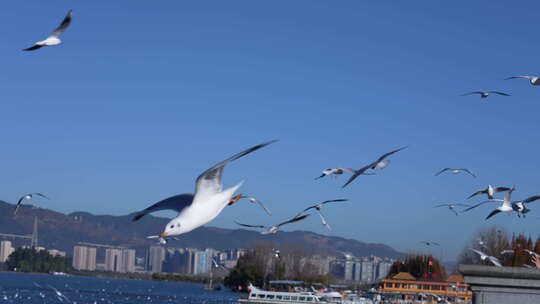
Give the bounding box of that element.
[0,272,240,304]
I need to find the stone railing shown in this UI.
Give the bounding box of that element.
[459,264,540,304]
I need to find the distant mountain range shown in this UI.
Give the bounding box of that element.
[0,201,402,259]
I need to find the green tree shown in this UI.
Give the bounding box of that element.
[6,247,72,273]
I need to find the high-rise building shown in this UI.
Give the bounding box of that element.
[121,249,136,273]
[73,246,97,271]
[0,241,14,262]
[344,260,354,281]
[377,261,392,280]
[354,262,362,281]
[105,248,124,272]
[148,246,166,273]
[192,250,210,275]
[361,261,374,282]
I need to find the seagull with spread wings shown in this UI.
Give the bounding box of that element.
[23,10,73,51]
[511,195,540,218]
[470,248,502,267]
[296,199,348,230]
[433,203,470,216]
[435,168,476,178]
[342,146,407,188]
[315,168,374,180]
[420,241,440,247]
[505,75,540,85]
[13,193,50,215]
[462,91,510,98]
[467,185,511,200]
[228,194,272,216]
[462,187,515,220]
[132,140,277,239]
[234,214,310,235]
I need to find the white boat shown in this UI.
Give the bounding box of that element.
[239,284,373,304]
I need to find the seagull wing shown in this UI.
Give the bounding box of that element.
[234,221,265,229]
[522,195,540,204]
[494,187,511,193]
[488,256,502,267]
[488,91,511,96]
[194,140,277,199]
[505,75,532,80]
[470,248,486,257]
[461,91,484,96]
[319,199,348,206]
[277,214,310,228]
[467,189,487,199]
[341,164,371,188]
[376,146,408,163]
[462,200,500,213]
[485,209,502,220]
[459,168,476,177]
[23,44,44,51]
[50,10,73,37]
[433,204,450,208]
[33,193,50,200]
[317,210,331,231]
[132,193,194,221]
[435,168,452,176]
[251,198,272,216]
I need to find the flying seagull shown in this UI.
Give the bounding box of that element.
[342,146,407,188]
[505,75,540,85]
[433,203,470,216]
[132,140,277,239]
[511,195,540,218]
[470,248,502,267]
[315,168,374,180]
[501,249,514,255]
[234,214,310,235]
[228,194,272,216]
[467,185,511,200]
[14,193,50,215]
[523,249,540,259]
[462,91,510,98]
[296,199,348,230]
[420,241,440,246]
[435,168,476,178]
[23,10,73,51]
[463,187,516,220]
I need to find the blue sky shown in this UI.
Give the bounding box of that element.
[1,1,540,260]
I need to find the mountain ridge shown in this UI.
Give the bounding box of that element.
[0,201,401,259]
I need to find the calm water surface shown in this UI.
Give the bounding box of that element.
[0,272,240,304]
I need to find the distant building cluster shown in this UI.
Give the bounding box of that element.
[149,246,245,275]
[331,256,394,283]
[72,245,136,273]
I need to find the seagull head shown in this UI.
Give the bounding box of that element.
[160,218,184,238]
[227,194,244,206]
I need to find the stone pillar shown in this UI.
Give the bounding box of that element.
[459,264,540,304]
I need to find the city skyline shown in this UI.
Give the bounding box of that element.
[2,0,540,261]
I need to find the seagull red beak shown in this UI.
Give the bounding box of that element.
[159,232,169,238]
[228,194,243,206]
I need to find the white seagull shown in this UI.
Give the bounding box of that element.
[316,168,374,180]
[14,193,50,215]
[505,75,540,85]
[433,203,470,216]
[462,91,510,98]
[511,195,540,218]
[523,249,540,259]
[23,10,73,51]
[501,249,514,255]
[462,187,515,220]
[228,194,272,216]
[272,248,281,259]
[342,146,407,188]
[435,168,476,178]
[470,248,502,267]
[132,140,277,239]
[234,214,310,235]
[467,185,511,200]
[296,199,348,230]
